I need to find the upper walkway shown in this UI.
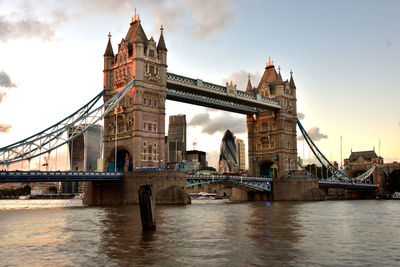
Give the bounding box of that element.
[166,72,281,114]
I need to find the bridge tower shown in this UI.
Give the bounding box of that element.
[247,58,298,179]
[102,12,167,171]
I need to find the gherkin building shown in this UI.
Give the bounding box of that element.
[218,130,239,173]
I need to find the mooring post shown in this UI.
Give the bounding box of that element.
[138,184,156,231]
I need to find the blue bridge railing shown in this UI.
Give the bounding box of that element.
[0,170,123,182]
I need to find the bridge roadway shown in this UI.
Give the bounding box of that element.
[0,171,377,192]
[166,72,281,115]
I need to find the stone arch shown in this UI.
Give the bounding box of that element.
[259,161,275,178]
[107,146,132,172]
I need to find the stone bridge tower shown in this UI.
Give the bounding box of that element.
[103,12,167,171]
[247,58,298,179]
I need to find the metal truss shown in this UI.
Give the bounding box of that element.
[166,88,258,114]
[0,170,123,182]
[297,119,376,183]
[0,79,135,166]
[186,175,272,192]
[166,72,281,114]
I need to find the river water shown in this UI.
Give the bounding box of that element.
[0,199,399,266]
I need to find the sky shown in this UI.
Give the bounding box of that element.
[0,0,399,170]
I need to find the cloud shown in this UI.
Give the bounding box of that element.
[78,0,133,15]
[0,71,16,88]
[0,124,11,133]
[297,127,328,141]
[0,15,57,41]
[297,112,305,120]
[188,113,210,126]
[182,0,236,39]
[149,0,236,39]
[222,69,261,91]
[189,112,246,135]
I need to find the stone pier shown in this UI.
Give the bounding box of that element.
[273,177,322,201]
[83,171,191,205]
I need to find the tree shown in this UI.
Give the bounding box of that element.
[386,169,400,193]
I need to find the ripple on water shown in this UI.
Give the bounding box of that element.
[0,199,399,266]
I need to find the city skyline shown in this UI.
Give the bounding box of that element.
[0,0,399,169]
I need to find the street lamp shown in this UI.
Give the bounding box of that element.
[113,105,123,172]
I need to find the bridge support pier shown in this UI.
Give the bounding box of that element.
[230,187,248,201]
[83,171,191,205]
[273,177,323,201]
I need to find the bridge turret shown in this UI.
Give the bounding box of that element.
[102,12,167,171]
[157,26,167,87]
[103,32,115,91]
[247,58,298,179]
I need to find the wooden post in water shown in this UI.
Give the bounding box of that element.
[138,184,156,231]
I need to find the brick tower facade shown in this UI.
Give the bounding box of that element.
[103,13,167,171]
[247,58,298,179]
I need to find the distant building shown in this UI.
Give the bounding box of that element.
[62,125,103,194]
[186,150,207,168]
[218,130,239,174]
[344,150,383,165]
[235,138,245,171]
[167,115,186,164]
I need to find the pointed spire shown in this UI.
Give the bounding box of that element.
[266,56,274,68]
[132,8,140,23]
[278,65,282,81]
[157,25,167,52]
[246,73,253,92]
[104,32,114,57]
[289,69,296,89]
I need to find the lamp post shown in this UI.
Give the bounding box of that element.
[113,105,123,172]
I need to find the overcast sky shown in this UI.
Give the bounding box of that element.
[0,0,399,169]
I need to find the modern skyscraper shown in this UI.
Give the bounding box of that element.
[63,124,103,193]
[236,138,246,171]
[167,115,186,163]
[218,130,239,174]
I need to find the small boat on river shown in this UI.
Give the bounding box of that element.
[190,192,217,200]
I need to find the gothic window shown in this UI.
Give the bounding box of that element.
[261,122,267,131]
[148,145,152,154]
[148,124,152,131]
[149,49,155,57]
[143,98,146,105]
[144,141,147,147]
[149,99,152,106]
[143,122,146,131]
[154,100,157,107]
[149,65,155,74]
[118,117,124,133]
[154,142,157,148]
[154,124,157,132]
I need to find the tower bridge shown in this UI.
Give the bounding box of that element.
[0,14,380,203]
